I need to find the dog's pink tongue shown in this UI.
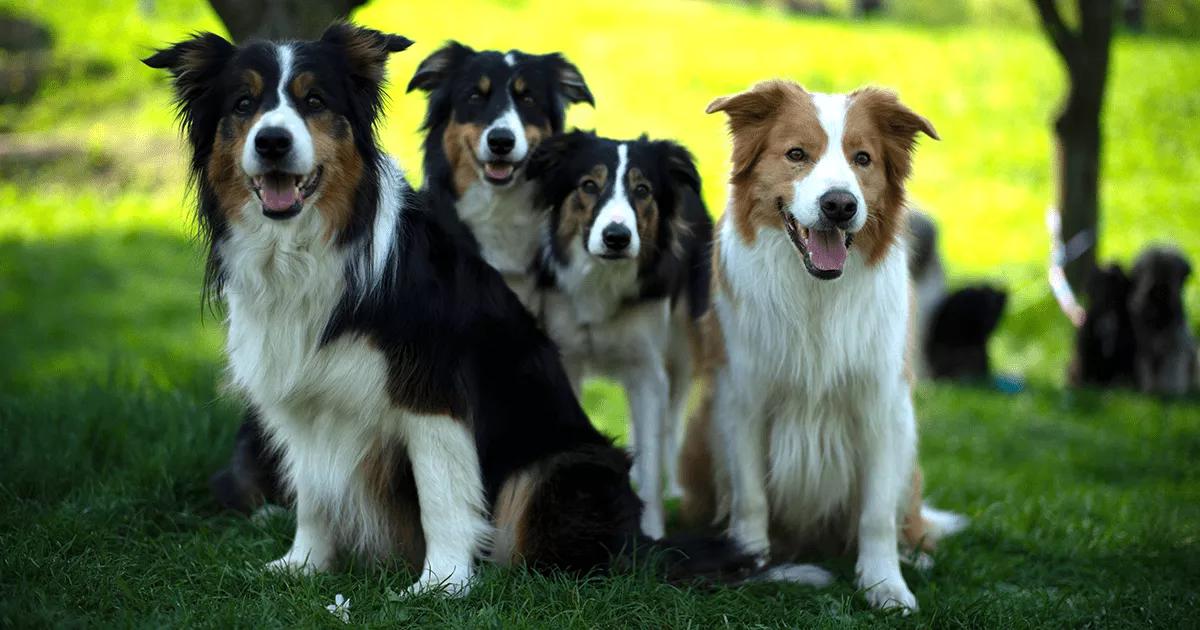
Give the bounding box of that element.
[261,178,300,212]
[809,229,848,271]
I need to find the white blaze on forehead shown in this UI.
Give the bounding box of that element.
[587,143,641,256]
[241,44,316,177]
[477,96,530,163]
[789,92,867,231]
[504,52,516,67]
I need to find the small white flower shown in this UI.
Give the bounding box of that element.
[325,593,350,624]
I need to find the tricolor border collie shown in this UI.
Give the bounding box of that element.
[679,80,965,611]
[526,130,715,538]
[407,41,593,309]
[144,23,743,594]
[210,41,593,515]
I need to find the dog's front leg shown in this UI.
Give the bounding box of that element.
[265,417,337,574]
[404,414,489,597]
[715,365,771,562]
[624,362,669,539]
[855,379,918,612]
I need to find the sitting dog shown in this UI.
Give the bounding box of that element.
[146,23,748,594]
[1068,263,1138,388]
[906,210,1007,380]
[679,80,965,611]
[526,130,714,539]
[210,40,594,515]
[924,285,1008,380]
[1128,246,1196,396]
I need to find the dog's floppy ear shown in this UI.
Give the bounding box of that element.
[527,130,588,181]
[705,80,790,126]
[654,139,702,198]
[143,32,236,108]
[321,22,412,85]
[706,81,792,179]
[407,41,473,93]
[546,54,594,106]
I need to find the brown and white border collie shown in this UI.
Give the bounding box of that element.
[678,80,966,611]
[525,131,715,538]
[144,23,746,595]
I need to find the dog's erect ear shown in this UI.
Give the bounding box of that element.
[546,54,594,106]
[142,32,236,107]
[1175,254,1193,281]
[407,41,473,93]
[321,22,412,85]
[655,139,702,198]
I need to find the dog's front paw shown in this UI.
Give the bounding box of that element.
[405,562,474,598]
[265,552,325,575]
[857,570,918,613]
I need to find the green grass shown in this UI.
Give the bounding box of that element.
[2,0,1199,626]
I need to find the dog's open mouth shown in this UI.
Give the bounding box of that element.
[480,159,522,186]
[777,198,854,280]
[251,167,323,219]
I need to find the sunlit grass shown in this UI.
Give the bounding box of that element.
[2,1,1199,626]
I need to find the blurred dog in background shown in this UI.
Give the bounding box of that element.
[1128,246,1196,396]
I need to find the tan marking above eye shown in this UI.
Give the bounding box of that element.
[290,72,315,99]
[579,164,608,193]
[477,75,491,94]
[513,76,527,94]
[243,70,263,98]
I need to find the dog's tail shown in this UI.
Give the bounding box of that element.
[509,443,771,585]
[919,504,970,542]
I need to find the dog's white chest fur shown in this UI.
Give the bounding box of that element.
[457,180,543,308]
[718,223,910,528]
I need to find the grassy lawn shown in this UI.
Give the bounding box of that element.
[2,0,1198,626]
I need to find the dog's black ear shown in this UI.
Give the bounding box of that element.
[407,41,473,93]
[656,139,702,198]
[143,32,235,107]
[321,22,412,85]
[527,130,588,181]
[1176,255,1193,281]
[545,54,593,106]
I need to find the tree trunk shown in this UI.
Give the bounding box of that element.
[208,0,367,43]
[1033,0,1115,290]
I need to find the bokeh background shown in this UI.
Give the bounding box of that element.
[2,1,1198,626]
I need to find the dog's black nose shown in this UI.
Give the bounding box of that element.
[819,190,858,225]
[487,128,516,156]
[254,127,292,161]
[601,223,631,251]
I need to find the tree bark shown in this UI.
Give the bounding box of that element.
[208,0,367,43]
[1032,0,1115,290]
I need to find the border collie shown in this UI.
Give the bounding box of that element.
[678,80,965,611]
[525,130,714,539]
[209,42,592,516]
[406,41,592,310]
[144,23,743,595]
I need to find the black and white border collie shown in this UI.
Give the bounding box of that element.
[406,41,592,309]
[144,23,740,594]
[526,131,714,539]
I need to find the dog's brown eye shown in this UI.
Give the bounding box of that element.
[786,147,806,162]
[580,180,599,195]
[305,94,325,111]
[468,92,484,103]
[633,184,650,199]
[233,96,253,115]
[854,151,871,166]
[519,93,535,104]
